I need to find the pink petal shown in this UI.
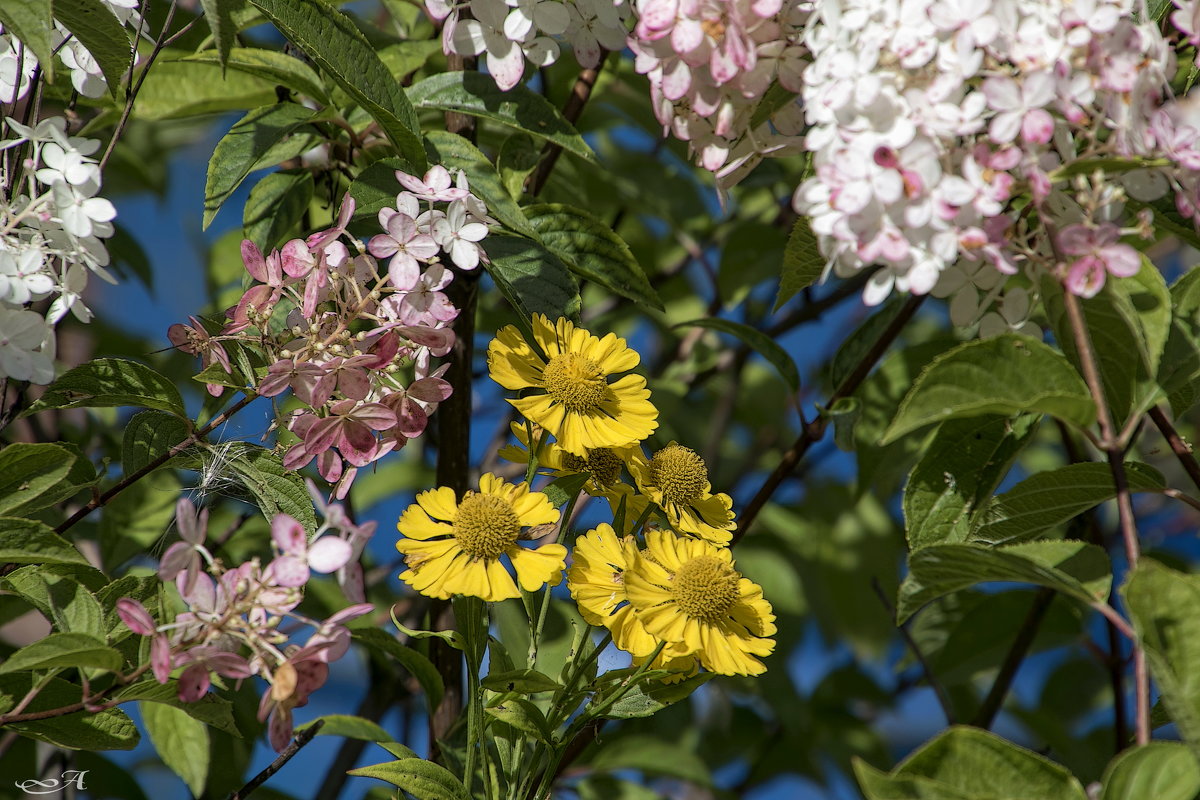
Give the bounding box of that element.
[352,403,398,430]
[271,514,307,555]
[270,554,311,587]
[308,537,353,573]
[408,376,453,402]
[242,240,268,283]
[324,602,375,627]
[158,542,192,582]
[116,598,156,636]
[178,663,211,702]
[1101,244,1141,277]
[268,705,294,752]
[151,635,172,684]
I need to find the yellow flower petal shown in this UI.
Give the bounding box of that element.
[397,504,454,541]
[509,543,567,591]
[488,324,545,390]
[415,487,460,523]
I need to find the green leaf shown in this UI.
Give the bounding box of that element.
[1123,559,1200,756]
[0,518,88,566]
[482,235,582,326]
[181,47,329,102]
[773,218,824,311]
[377,39,441,79]
[143,702,210,797]
[750,81,798,129]
[0,0,54,80]
[586,734,713,787]
[904,415,1041,551]
[600,673,713,720]
[226,443,318,533]
[203,104,322,228]
[539,472,589,509]
[24,358,185,416]
[897,540,1112,623]
[424,130,540,239]
[497,132,540,199]
[1101,742,1200,800]
[524,203,662,311]
[882,335,1095,444]
[673,317,800,392]
[114,681,240,736]
[481,668,562,693]
[0,443,76,517]
[132,55,277,119]
[347,758,470,800]
[54,0,130,97]
[198,0,241,70]
[353,629,445,711]
[243,168,314,252]
[99,469,180,571]
[296,714,393,741]
[122,410,192,476]
[349,157,411,233]
[855,726,1088,800]
[4,563,107,637]
[247,0,426,168]
[484,697,552,742]
[970,462,1166,546]
[0,675,138,750]
[0,632,122,674]
[407,72,597,164]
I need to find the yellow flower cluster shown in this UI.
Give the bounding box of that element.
[395,314,775,678]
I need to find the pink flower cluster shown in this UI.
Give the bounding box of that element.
[789,0,1182,306]
[629,0,807,181]
[117,499,375,750]
[170,166,492,498]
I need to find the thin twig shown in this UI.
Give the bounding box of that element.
[1149,405,1200,494]
[1061,287,1148,746]
[732,293,925,545]
[226,719,325,800]
[871,578,956,724]
[971,588,1055,729]
[54,392,257,534]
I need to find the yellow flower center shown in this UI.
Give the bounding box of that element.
[671,555,740,622]
[541,353,610,412]
[562,448,622,487]
[453,492,520,561]
[649,445,708,505]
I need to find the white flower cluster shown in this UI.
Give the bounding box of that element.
[792,0,1178,316]
[0,117,117,383]
[433,0,629,90]
[1,0,140,104]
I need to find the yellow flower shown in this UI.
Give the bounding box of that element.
[486,315,658,457]
[624,530,775,677]
[499,421,633,501]
[627,443,736,546]
[631,645,699,684]
[566,524,659,658]
[396,473,566,602]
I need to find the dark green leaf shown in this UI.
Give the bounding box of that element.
[0,632,122,674]
[347,758,470,800]
[497,132,539,199]
[484,697,552,742]
[0,675,138,750]
[114,681,240,736]
[600,673,713,720]
[247,0,426,168]
[525,203,662,311]
[539,472,589,509]
[674,317,799,392]
[99,469,180,571]
[407,72,597,163]
[0,518,88,566]
[24,358,185,416]
[227,443,318,533]
[2,563,108,637]
[481,668,562,693]
[425,130,539,239]
[122,410,192,475]
[0,0,54,80]
[1101,741,1200,800]
[970,462,1166,546]
[243,168,314,252]
[143,702,210,796]
[353,629,445,711]
[897,541,1112,623]
[773,218,823,311]
[882,335,1095,444]
[204,104,323,228]
[198,0,242,70]
[482,235,581,326]
[0,443,76,517]
[1123,559,1200,756]
[904,415,1040,550]
[54,0,130,97]
[182,47,328,102]
[586,734,713,786]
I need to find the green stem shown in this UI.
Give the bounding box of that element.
[457,597,489,797]
[528,490,583,667]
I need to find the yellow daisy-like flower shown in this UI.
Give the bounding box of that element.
[566,524,659,658]
[499,421,633,501]
[627,443,736,546]
[486,314,658,457]
[624,530,775,677]
[395,473,566,602]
